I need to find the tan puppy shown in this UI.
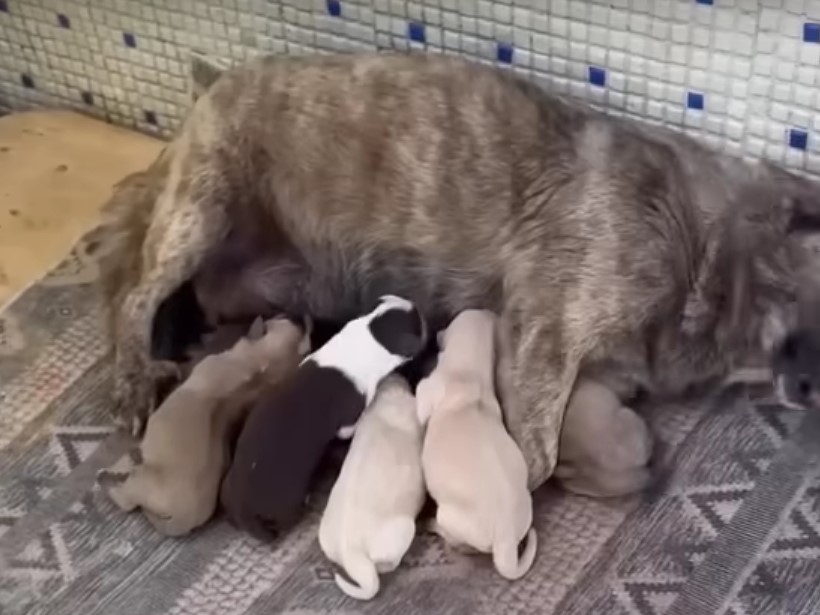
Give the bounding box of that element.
[553,379,653,498]
[417,310,536,580]
[99,317,311,536]
[319,374,425,600]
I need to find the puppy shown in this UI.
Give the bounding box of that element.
[220,295,427,541]
[553,379,653,498]
[319,374,425,601]
[99,317,310,536]
[417,309,537,580]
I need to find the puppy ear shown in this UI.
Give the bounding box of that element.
[298,315,313,356]
[247,316,266,341]
[302,314,314,338]
[415,375,444,426]
[368,305,427,358]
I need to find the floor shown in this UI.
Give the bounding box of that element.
[0,110,163,308]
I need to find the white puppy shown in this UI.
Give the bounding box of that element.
[417,309,537,580]
[319,374,426,601]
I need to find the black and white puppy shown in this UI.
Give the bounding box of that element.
[220,295,427,541]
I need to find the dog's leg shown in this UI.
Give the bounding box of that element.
[434,505,488,554]
[497,310,582,491]
[367,516,416,573]
[112,177,225,433]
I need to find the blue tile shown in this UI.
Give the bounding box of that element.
[123,32,136,48]
[57,13,70,28]
[407,21,425,43]
[789,128,808,150]
[588,66,606,87]
[804,23,820,43]
[687,91,704,110]
[20,74,34,88]
[326,0,341,17]
[696,0,714,5]
[497,42,514,64]
[144,110,158,125]
[0,1,8,13]
[81,91,93,105]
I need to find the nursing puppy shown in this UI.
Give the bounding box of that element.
[418,310,536,580]
[220,295,427,541]
[553,379,653,498]
[319,374,425,601]
[99,316,310,536]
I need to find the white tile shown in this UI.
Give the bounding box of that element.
[647,79,665,101]
[726,119,744,140]
[608,70,625,91]
[669,44,688,64]
[791,109,812,128]
[773,82,793,102]
[794,84,816,107]
[771,102,791,121]
[647,99,664,119]
[800,44,820,65]
[668,65,686,84]
[608,50,627,71]
[750,76,772,96]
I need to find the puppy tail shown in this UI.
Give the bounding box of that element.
[334,550,379,601]
[492,527,537,581]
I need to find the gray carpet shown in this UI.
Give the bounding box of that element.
[1,234,819,615]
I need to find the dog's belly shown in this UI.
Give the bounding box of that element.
[300,253,503,328]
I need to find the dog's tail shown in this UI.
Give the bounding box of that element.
[492,526,537,581]
[334,550,379,601]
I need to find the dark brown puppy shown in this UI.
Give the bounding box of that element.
[220,295,426,540]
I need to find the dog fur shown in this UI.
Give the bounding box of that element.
[417,310,537,580]
[319,374,425,601]
[99,53,820,490]
[220,295,426,540]
[98,316,311,536]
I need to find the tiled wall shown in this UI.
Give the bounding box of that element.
[2,1,820,175]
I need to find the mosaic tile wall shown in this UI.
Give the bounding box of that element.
[2,1,820,174]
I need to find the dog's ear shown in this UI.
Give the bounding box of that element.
[682,211,756,340]
[189,51,228,103]
[762,164,820,234]
[368,305,427,359]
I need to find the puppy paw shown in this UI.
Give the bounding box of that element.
[97,468,130,488]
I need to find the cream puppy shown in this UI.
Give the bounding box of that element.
[319,374,425,601]
[553,379,653,498]
[99,316,311,536]
[417,310,537,580]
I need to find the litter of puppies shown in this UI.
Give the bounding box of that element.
[100,297,648,600]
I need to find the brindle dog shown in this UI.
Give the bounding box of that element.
[99,53,820,490]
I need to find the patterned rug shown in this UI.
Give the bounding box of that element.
[1,234,820,615]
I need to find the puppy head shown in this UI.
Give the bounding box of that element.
[367,295,428,360]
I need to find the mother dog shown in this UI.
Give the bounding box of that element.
[100,53,820,490]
